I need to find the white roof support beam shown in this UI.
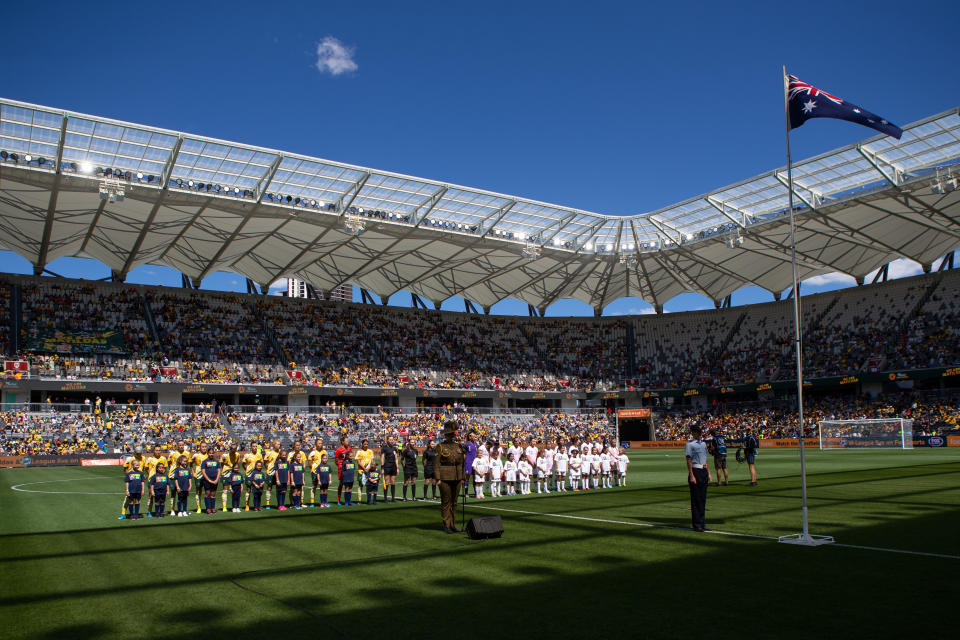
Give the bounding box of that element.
[36,114,69,271]
[647,216,683,244]
[413,186,448,227]
[120,136,183,275]
[335,173,370,216]
[197,159,286,281]
[628,220,658,302]
[649,252,713,299]
[857,145,902,188]
[773,172,821,211]
[327,185,451,289]
[539,259,603,310]
[705,196,748,227]
[479,200,518,238]
[254,156,284,204]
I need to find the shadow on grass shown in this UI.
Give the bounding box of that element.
[9,507,957,640]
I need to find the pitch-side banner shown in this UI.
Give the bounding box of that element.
[24,329,127,355]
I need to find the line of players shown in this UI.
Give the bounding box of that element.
[119,435,630,520]
[467,439,630,498]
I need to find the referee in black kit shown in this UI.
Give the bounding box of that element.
[685,424,712,532]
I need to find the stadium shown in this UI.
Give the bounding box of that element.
[1,7,959,639]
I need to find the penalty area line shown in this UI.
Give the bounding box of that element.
[465,502,960,560]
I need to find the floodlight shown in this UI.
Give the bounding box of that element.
[234,187,240,194]
[80,162,93,173]
[136,172,144,179]
[188,180,195,187]
[24,155,32,162]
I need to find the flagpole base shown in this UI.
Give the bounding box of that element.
[778,532,835,546]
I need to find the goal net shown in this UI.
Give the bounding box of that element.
[818,418,914,449]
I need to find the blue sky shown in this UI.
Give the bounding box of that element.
[1,0,956,316]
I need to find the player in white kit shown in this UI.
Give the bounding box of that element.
[617,450,630,486]
[542,444,556,492]
[555,445,569,491]
[590,453,600,489]
[536,454,550,494]
[599,447,612,488]
[569,448,581,491]
[504,453,518,496]
[489,454,503,497]
[517,459,532,494]
[472,453,489,499]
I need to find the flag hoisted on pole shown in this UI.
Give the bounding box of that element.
[778,68,902,547]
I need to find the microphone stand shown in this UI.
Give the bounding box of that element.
[460,470,467,532]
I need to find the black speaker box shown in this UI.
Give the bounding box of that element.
[466,515,504,539]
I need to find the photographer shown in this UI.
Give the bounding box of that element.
[709,428,729,486]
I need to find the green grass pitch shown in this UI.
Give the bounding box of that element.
[1,448,957,639]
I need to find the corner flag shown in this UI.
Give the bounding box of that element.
[787,75,902,139]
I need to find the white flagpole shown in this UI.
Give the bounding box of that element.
[778,65,834,547]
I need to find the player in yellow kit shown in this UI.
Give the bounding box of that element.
[242,445,262,511]
[307,439,327,506]
[354,439,375,504]
[192,448,208,513]
[262,440,280,509]
[144,444,168,518]
[220,445,243,512]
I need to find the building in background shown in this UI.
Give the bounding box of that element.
[287,278,351,302]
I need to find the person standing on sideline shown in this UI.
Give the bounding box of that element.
[354,439,375,504]
[463,432,478,497]
[709,428,729,486]
[401,439,419,501]
[380,436,399,503]
[435,421,465,533]
[422,438,438,500]
[743,425,759,486]
[686,425,712,532]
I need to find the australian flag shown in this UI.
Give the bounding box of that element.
[788,75,902,139]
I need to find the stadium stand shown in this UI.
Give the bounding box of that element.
[654,392,958,441]
[0,268,959,393]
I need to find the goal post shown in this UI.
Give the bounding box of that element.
[818,418,914,449]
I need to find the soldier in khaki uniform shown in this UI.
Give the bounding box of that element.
[435,421,465,534]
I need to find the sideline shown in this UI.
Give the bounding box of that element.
[463,502,960,560]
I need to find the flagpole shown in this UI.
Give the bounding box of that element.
[778,65,833,547]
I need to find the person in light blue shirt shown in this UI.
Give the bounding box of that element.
[685,425,712,532]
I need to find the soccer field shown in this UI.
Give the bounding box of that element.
[2,448,958,639]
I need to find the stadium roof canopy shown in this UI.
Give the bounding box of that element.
[1,97,958,312]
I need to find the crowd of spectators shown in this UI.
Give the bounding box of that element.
[654,392,959,441]
[20,282,157,357]
[0,406,230,456]
[1,270,959,391]
[0,405,613,456]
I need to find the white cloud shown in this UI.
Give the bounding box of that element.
[607,305,657,316]
[802,272,856,287]
[269,278,288,290]
[315,37,358,76]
